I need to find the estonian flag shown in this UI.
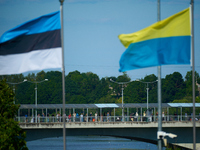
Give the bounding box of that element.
[118,7,191,72]
[0,11,61,75]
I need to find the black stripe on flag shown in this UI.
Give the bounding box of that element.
[0,29,61,55]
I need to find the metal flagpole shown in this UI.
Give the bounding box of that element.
[59,0,66,149]
[157,0,162,149]
[191,0,196,149]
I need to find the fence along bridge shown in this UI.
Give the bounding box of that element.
[18,103,200,123]
[18,103,200,149]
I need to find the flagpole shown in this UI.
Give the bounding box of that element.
[59,0,66,150]
[191,0,196,149]
[157,0,162,149]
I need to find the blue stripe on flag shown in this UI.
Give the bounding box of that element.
[0,11,60,44]
[119,36,191,72]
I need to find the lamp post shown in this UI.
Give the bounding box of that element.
[136,79,158,113]
[27,79,48,123]
[110,79,133,122]
[7,79,27,104]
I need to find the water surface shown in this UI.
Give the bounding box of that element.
[27,136,159,150]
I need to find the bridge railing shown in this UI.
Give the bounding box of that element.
[16,115,200,123]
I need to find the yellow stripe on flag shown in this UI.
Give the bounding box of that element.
[119,7,190,48]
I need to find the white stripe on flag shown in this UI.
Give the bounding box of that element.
[0,47,62,75]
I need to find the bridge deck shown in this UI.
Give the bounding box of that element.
[19,121,200,129]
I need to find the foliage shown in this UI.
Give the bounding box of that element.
[185,71,199,97]
[0,79,28,150]
[162,72,186,103]
[122,74,158,103]
[1,70,200,114]
[110,72,131,99]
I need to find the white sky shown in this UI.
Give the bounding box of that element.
[0,0,200,80]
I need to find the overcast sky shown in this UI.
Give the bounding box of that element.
[0,0,200,80]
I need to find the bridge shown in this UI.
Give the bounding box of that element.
[19,116,200,150]
[17,103,200,149]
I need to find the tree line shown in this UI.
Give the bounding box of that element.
[1,70,200,105]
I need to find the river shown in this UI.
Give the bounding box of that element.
[26,136,161,150]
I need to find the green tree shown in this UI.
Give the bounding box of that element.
[95,77,111,102]
[124,81,145,103]
[0,79,28,150]
[143,74,158,103]
[2,69,199,111]
[110,73,131,99]
[117,72,131,82]
[162,72,185,103]
[123,74,157,103]
[97,95,115,103]
[185,71,199,97]
[65,71,103,104]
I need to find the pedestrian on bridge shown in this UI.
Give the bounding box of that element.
[95,112,97,122]
[135,112,138,121]
[73,112,76,122]
[37,114,40,123]
[162,112,165,121]
[90,112,92,122]
[42,113,45,122]
[68,113,71,122]
[107,112,110,122]
[80,113,83,122]
[31,115,34,123]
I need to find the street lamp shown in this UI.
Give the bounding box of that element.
[27,79,48,123]
[7,79,27,104]
[136,79,158,113]
[110,79,133,122]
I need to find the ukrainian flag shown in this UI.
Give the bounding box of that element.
[119,7,191,72]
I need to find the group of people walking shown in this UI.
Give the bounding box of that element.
[68,112,100,122]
